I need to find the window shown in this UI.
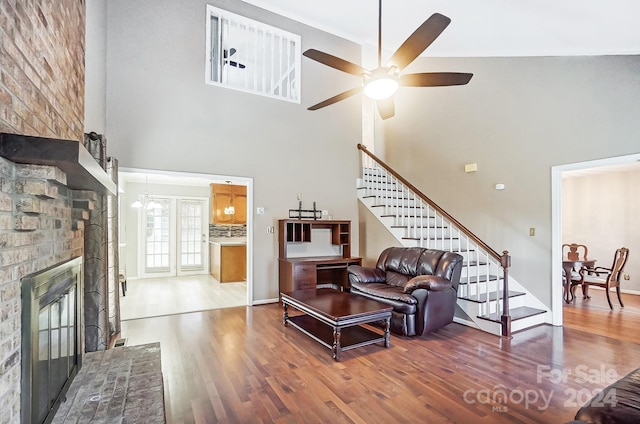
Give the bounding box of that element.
[205,5,301,103]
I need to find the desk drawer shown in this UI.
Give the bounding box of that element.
[293,264,316,288]
[294,280,316,290]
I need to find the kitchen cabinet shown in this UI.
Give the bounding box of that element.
[210,241,246,282]
[210,184,246,224]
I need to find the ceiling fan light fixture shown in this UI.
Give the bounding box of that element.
[363,76,398,100]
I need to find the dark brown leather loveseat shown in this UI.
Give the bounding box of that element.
[347,247,463,337]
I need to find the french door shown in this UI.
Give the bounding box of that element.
[139,197,209,278]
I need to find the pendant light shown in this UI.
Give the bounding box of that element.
[131,175,162,210]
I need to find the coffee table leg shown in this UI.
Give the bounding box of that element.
[332,327,341,361]
[384,317,391,348]
[283,303,289,326]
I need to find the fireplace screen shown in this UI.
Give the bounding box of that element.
[21,257,83,424]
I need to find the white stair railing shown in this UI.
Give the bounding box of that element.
[359,144,512,336]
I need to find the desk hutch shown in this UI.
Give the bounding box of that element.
[278,219,361,292]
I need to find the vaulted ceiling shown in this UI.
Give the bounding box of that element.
[243,0,640,57]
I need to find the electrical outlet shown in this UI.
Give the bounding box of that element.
[624,274,630,280]
[322,210,328,216]
[256,207,264,215]
[297,193,302,200]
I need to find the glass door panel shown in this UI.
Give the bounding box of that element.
[144,198,171,274]
[141,197,207,277]
[178,200,205,274]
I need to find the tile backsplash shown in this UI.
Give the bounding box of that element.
[210,224,247,238]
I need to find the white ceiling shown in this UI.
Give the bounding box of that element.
[243,0,640,57]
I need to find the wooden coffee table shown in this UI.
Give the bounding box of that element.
[281,288,393,361]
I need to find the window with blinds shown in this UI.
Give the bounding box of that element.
[205,5,301,103]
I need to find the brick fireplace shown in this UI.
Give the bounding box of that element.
[0,1,118,423]
[0,132,119,423]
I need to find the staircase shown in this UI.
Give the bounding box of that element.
[357,144,548,336]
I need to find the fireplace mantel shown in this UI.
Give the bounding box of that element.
[0,132,117,195]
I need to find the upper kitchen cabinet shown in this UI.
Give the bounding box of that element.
[210,184,247,224]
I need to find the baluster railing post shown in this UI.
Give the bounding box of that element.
[500,251,511,338]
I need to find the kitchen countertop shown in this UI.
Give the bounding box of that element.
[209,237,247,246]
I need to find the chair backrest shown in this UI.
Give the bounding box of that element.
[563,243,589,261]
[609,247,630,284]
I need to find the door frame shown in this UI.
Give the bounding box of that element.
[119,167,254,307]
[551,152,640,325]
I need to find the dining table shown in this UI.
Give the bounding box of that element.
[562,257,596,303]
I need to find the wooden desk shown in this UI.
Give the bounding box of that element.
[563,257,596,303]
[279,256,362,292]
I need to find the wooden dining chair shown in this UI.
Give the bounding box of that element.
[563,243,589,261]
[572,247,629,309]
[562,243,589,294]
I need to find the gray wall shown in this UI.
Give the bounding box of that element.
[85,0,107,134]
[363,55,640,307]
[105,0,362,301]
[563,169,640,292]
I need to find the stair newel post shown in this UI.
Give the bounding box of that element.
[500,251,512,337]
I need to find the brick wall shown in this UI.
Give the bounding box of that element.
[0,1,87,423]
[0,0,85,141]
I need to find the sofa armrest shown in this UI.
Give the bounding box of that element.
[347,265,386,284]
[403,275,452,294]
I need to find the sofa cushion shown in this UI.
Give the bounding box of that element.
[386,271,411,288]
[403,275,452,293]
[350,282,417,314]
[377,247,425,276]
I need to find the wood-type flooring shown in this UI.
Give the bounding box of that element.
[119,291,640,423]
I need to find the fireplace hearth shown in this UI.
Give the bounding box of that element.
[21,257,83,424]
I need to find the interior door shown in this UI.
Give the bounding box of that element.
[140,197,208,278]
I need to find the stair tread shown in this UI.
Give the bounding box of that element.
[381,215,436,219]
[478,306,546,323]
[403,236,458,240]
[460,274,502,284]
[390,225,446,229]
[463,261,488,266]
[458,291,525,303]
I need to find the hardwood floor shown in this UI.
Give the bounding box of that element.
[119,293,640,423]
[120,274,246,321]
[563,287,640,343]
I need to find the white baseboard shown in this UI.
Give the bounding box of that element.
[586,286,640,296]
[251,297,279,306]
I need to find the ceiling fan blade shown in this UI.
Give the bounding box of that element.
[308,87,363,111]
[400,72,473,87]
[386,13,451,72]
[376,98,395,120]
[303,49,369,76]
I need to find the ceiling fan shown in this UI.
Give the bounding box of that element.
[223,48,246,69]
[303,0,473,120]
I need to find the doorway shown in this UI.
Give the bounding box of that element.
[551,153,640,325]
[139,196,208,278]
[118,168,253,319]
